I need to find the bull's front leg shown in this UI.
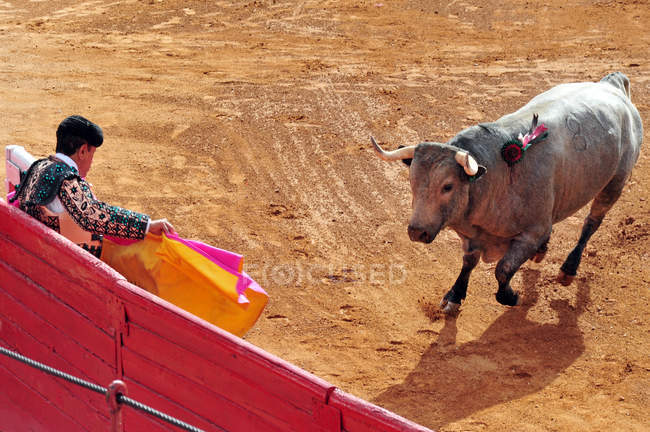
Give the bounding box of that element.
[440,247,480,314]
[495,229,550,306]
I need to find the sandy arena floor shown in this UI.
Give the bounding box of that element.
[1,1,649,431]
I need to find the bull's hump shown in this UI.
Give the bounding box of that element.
[510,82,621,118]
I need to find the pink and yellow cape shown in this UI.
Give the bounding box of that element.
[101,232,268,337]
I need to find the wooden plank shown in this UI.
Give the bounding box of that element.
[328,389,434,432]
[123,408,176,432]
[122,348,287,432]
[0,378,46,432]
[0,307,114,404]
[121,296,334,409]
[0,358,109,431]
[0,308,115,394]
[123,378,226,432]
[124,322,325,430]
[0,315,113,428]
[0,234,116,332]
[0,260,116,366]
[0,363,91,432]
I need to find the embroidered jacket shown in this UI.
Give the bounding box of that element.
[11,156,150,257]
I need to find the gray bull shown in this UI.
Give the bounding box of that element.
[372,72,643,313]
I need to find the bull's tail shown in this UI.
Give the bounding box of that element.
[601,72,631,100]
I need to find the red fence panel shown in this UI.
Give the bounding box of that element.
[0,200,434,432]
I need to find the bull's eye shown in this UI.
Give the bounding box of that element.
[442,183,454,193]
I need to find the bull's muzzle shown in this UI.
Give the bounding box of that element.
[408,225,436,244]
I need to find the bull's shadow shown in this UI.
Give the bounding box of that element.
[373,269,589,429]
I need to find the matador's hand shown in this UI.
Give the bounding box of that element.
[149,218,175,235]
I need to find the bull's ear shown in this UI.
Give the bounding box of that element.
[397,145,413,166]
[468,165,487,182]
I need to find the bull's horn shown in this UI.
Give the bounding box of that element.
[455,151,479,176]
[370,136,416,161]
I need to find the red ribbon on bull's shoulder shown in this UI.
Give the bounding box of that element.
[501,114,548,167]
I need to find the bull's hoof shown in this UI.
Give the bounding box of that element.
[439,298,461,315]
[495,290,520,307]
[533,251,547,263]
[557,270,574,286]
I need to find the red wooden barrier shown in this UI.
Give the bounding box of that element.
[0,199,434,432]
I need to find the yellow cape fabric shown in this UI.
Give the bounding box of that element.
[101,234,267,337]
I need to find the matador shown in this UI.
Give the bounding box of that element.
[10,115,174,257]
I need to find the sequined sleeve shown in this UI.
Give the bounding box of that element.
[58,177,150,239]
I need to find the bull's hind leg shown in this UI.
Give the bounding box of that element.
[440,248,480,314]
[559,179,626,285]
